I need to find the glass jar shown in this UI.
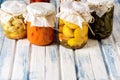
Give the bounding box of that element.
[26,2,55,46]
[0,1,27,39]
[87,0,114,39]
[59,19,88,49]
[57,1,92,49]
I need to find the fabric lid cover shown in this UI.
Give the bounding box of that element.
[57,1,93,28]
[1,1,26,14]
[27,2,55,16]
[25,2,56,27]
[87,0,114,17]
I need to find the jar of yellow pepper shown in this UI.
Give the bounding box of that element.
[57,1,93,49]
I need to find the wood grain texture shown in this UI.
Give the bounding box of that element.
[46,44,59,80]
[11,39,30,80]
[60,45,76,80]
[75,45,95,80]
[75,39,108,80]
[113,3,120,42]
[0,38,16,80]
[0,27,5,55]
[87,40,109,80]
[29,45,45,80]
[101,36,120,80]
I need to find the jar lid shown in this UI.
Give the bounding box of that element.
[27,2,55,16]
[87,0,114,17]
[57,1,93,28]
[87,0,114,5]
[1,1,27,14]
[60,1,90,14]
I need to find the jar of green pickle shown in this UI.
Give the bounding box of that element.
[87,0,114,39]
[57,1,93,49]
[0,1,27,39]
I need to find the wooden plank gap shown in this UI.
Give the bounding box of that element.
[87,40,109,80]
[29,45,46,80]
[100,36,120,80]
[0,38,16,80]
[75,43,95,80]
[11,39,30,80]
[45,44,59,80]
[60,45,77,80]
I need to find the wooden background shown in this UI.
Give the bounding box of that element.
[0,0,120,80]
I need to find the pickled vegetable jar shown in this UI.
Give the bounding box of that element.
[57,1,93,49]
[87,0,114,39]
[25,2,55,46]
[0,1,27,39]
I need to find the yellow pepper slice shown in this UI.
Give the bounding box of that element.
[64,20,79,29]
[59,19,64,26]
[67,38,83,47]
[63,25,74,37]
[59,25,63,33]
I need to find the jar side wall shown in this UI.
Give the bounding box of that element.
[58,19,88,49]
[27,22,54,46]
[88,7,114,40]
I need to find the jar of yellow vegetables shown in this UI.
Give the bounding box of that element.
[57,1,93,49]
[0,1,27,39]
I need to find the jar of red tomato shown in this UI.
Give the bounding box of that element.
[25,2,55,46]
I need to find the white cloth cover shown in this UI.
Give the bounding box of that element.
[57,1,93,28]
[25,2,56,27]
[0,1,27,23]
[87,0,114,17]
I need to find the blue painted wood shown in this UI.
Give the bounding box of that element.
[11,39,30,80]
[87,40,109,80]
[75,40,109,80]
[75,45,95,80]
[0,0,6,7]
[0,27,5,55]
[29,45,45,80]
[113,3,120,42]
[101,36,120,80]
[60,45,77,80]
[0,38,16,80]
[46,45,59,80]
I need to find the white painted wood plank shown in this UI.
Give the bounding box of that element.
[11,39,30,80]
[0,37,16,80]
[0,27,5,54]
[116,42,120,57]
[29,45,45,80]
[113,3,120,42]
[46,44,59,80]
[101,36,120,80]
[60,45,76,80]
[75,44,95,80]
[24,0,30,4]
[87,39,109,80]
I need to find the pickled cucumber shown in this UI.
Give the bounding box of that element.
[89,7,114,39]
